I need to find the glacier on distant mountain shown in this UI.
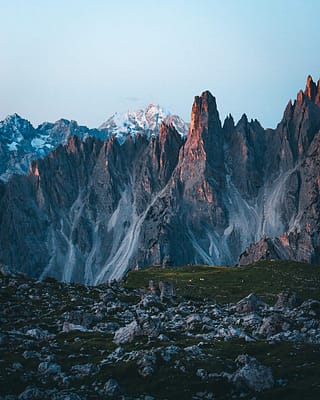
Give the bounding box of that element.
[0,105,188,181]
[99,104,189,143]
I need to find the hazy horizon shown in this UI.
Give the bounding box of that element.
[1,0,319,129]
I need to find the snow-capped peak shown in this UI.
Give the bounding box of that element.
[99,104,189,142]
[0,114,34,146]
[0,113,32,131]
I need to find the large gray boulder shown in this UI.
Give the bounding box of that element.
[232,354,274,392]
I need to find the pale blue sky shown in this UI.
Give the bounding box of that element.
[0,0,319,128]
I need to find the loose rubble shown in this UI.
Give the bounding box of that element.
[1,271,320,399]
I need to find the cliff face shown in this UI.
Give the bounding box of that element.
[1,76,320,283]
[239,76,320,265]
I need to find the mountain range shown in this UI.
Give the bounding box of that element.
[0,76,320,284]
[0,105,188,181]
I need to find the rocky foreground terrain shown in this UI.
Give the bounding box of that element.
[1,261,320,399]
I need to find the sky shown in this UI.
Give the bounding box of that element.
[0,0,319,129]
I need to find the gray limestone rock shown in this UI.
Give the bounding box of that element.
[232,354,274,392]
[18,388,43,400]
[71,363,100,376]
[113,320,142,345]
[38,362,61,375]
[259,315,286,338]
[103,378,123,397]
[231,293,266,314]
[25,328,54,341]
[137,351,157,377]
[62,322,88,333]
[274,290,302,309]
[159,281,176,301]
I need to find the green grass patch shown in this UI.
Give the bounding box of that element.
[123,260,320,303]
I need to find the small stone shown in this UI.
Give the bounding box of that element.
[25,328,54,341]
[157,333,170,341]
[62,322,88,333]
[137,352,157,377]
[52,392,84,400]
[160,345,180,362]
[196,368,208,380]
[139,294,163,309]
[38,361,61,375]
[141,316,161,338]
[12,362,23,370]
[0,333,9,346]
[148,280,157,294]
[103,378,123,397]
[184,345,203,358]
[22,351,41,359]
[186,314,202,325]
[159,281,176,301]
[71,363,99,376]
[18,387,43,400]
[63,310,95,327]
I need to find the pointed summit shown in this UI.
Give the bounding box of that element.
[99,104,189,142]
[304,75,318,102]
[316,79,320,106]
[189,90,221,137]
[181,90,224,175]
[223,114,235,131]
[237,113,249,127]
[0,113,28,127]
[0,113,34,139]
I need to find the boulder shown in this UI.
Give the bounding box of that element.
[148,280,157,294]
[113,320,142,345]
[259,315,286,337]
[18,388,43,400]
[71,363,99,376]
[137,352,157,377]
[232,354,274,392]
[103,378,123,397]
[159,281,176,301]
[25,328,54,341]
[62,322,88,333]
[38,362,61,375]
[231,293,266,314]
[63,310,96,327]
[275,290,302,309]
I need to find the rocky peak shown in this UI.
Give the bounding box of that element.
[237,113,249,128]
[304,75,318,103]
[159,123,183,183]
[223,114,235,130]
[0,113,34,138]
[159,122,181,147]
[182,90,223,168]
[99,104,189,142]
[189,90,221,138]
[273,76,320,169]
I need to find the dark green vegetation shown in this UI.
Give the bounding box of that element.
[124,260,320,303]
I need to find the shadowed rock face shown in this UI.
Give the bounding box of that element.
[1,77,320,283]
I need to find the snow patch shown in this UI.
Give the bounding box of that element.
[31,137,46,149]
[7,142,19,151]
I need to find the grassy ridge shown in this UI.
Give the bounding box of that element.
[124,260,320,303]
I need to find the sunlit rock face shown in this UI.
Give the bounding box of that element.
[1,76,320,283]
